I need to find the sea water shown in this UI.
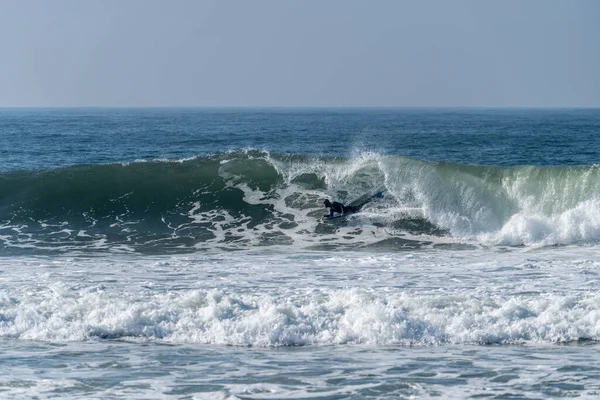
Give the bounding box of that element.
[1,108,600,398]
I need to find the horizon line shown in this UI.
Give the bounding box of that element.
[1,105,599,110]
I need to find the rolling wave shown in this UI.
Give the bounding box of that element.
[2,150,600,253]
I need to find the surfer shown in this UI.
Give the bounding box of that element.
[323,192,383,219]
[323,199,358,217]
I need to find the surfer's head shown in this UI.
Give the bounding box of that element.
[323,199,331,207]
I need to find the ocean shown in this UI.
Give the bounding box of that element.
[1,108,600,399]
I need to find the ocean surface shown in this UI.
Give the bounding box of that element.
[1,108,600,399]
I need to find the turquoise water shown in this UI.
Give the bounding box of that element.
[2,108,600,398]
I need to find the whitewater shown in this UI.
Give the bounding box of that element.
[1,108,600,398]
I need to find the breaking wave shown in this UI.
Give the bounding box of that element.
[3,285,600,346]
[2,149,600,253]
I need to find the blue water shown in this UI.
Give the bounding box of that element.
[1,108,599,172]
[2,108,600,399]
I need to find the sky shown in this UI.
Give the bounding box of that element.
[0,0,599,107]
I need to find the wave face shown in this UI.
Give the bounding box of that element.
[2,150,600,253]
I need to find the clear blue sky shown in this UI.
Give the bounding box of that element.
[1,0,599,107]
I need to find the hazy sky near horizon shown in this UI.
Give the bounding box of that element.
[1,0,599,107]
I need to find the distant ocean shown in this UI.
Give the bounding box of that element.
[2,108,600,398]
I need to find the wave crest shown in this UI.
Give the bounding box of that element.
[2,150,600,252]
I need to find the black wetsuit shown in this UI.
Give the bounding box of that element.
[324,192,382,218]
[327,201,359,217]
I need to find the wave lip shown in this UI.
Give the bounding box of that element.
[2,151,600,252]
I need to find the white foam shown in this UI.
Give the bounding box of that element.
[2,250,600,347]
[3,286,599,346]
